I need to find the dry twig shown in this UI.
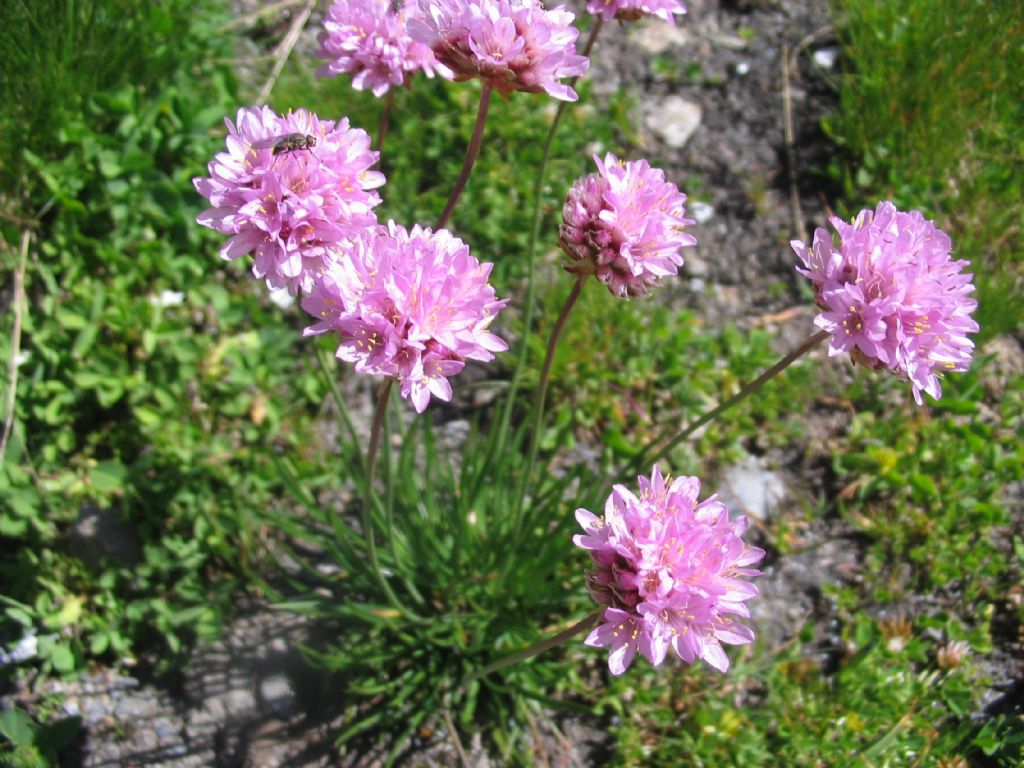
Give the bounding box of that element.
[1,229,30,467]
[219,0,306,32]
[442,709,471,768]
[781,42,807,246]
[255,0,316,106]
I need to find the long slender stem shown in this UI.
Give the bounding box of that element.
[512,275,587,537]
[496,18,605,453]
[578,16,604,61]
[376,88,395,154]
[626,330,830,475]
[464,610,602,686]
[366,378,392,492]
[363,377,404,609]
[436,85,492,230]
[382,391,396,549]
[314,345,365,476]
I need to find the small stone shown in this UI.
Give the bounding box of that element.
[69,505,141,569]
[0,631,38,664]
[646,96,702,149]
[813,47,840,69]
[689,200,715,224]
[719,456,786,521]
[631,20,693,55]
[709,32,749,51]
[442,419,470,449]
[258,673,297,718]
[686,253,710,279]
[979,335,1024,400]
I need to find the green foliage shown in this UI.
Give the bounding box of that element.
[826,0,1024,338]
[0,707,79,768]
[593,362,1023,766]
[530,285,816,467]
[270,398,601,764]
[604,614,1022,766]
[0,0,326,675]
[0,0,232,204]
[835,366,1023,604]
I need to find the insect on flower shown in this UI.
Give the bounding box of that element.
[252,132,319,155]
[252,133,320,168]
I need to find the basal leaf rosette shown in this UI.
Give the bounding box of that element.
[408,0,589,101]
[302,222,508,412]
[791,201,979,404]
[194,106,385,294]
[560,152,696,298]
[317,0,447,96]
[574,466,764,675]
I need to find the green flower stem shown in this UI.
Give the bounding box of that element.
[436,84,493,230]
[496,17,605,455]
[363,377,405,611]
[463,610,602,686]
[625,329,831,476]
[578,16,604,60]
[513,274,587,539]
[376,88,395,154]
[315,345,365,477]
[383,395,396,554]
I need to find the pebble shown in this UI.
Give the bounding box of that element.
[688,200,715,224]
[813,46,840,69]
[630,20,693,55]
[258,673,298,718]
[646,95,703,149]
[0,632,39,665]
[719,455,787,521]
[686,252,710,278]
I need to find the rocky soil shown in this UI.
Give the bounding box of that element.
[8,1,1019,766]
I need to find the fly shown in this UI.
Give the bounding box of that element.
[252,133,319,166]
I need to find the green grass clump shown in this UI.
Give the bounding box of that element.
[0,0,232,205]
[826,0,1024,339]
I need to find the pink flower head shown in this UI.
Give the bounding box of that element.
[575,466,764,675]
[586,0,686,23]
[408,0,589,101]
[317,0,446,96]
[302,221,508,412]
[791,201,979,404]
[194,106,385,295]
[560,152,696,298]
